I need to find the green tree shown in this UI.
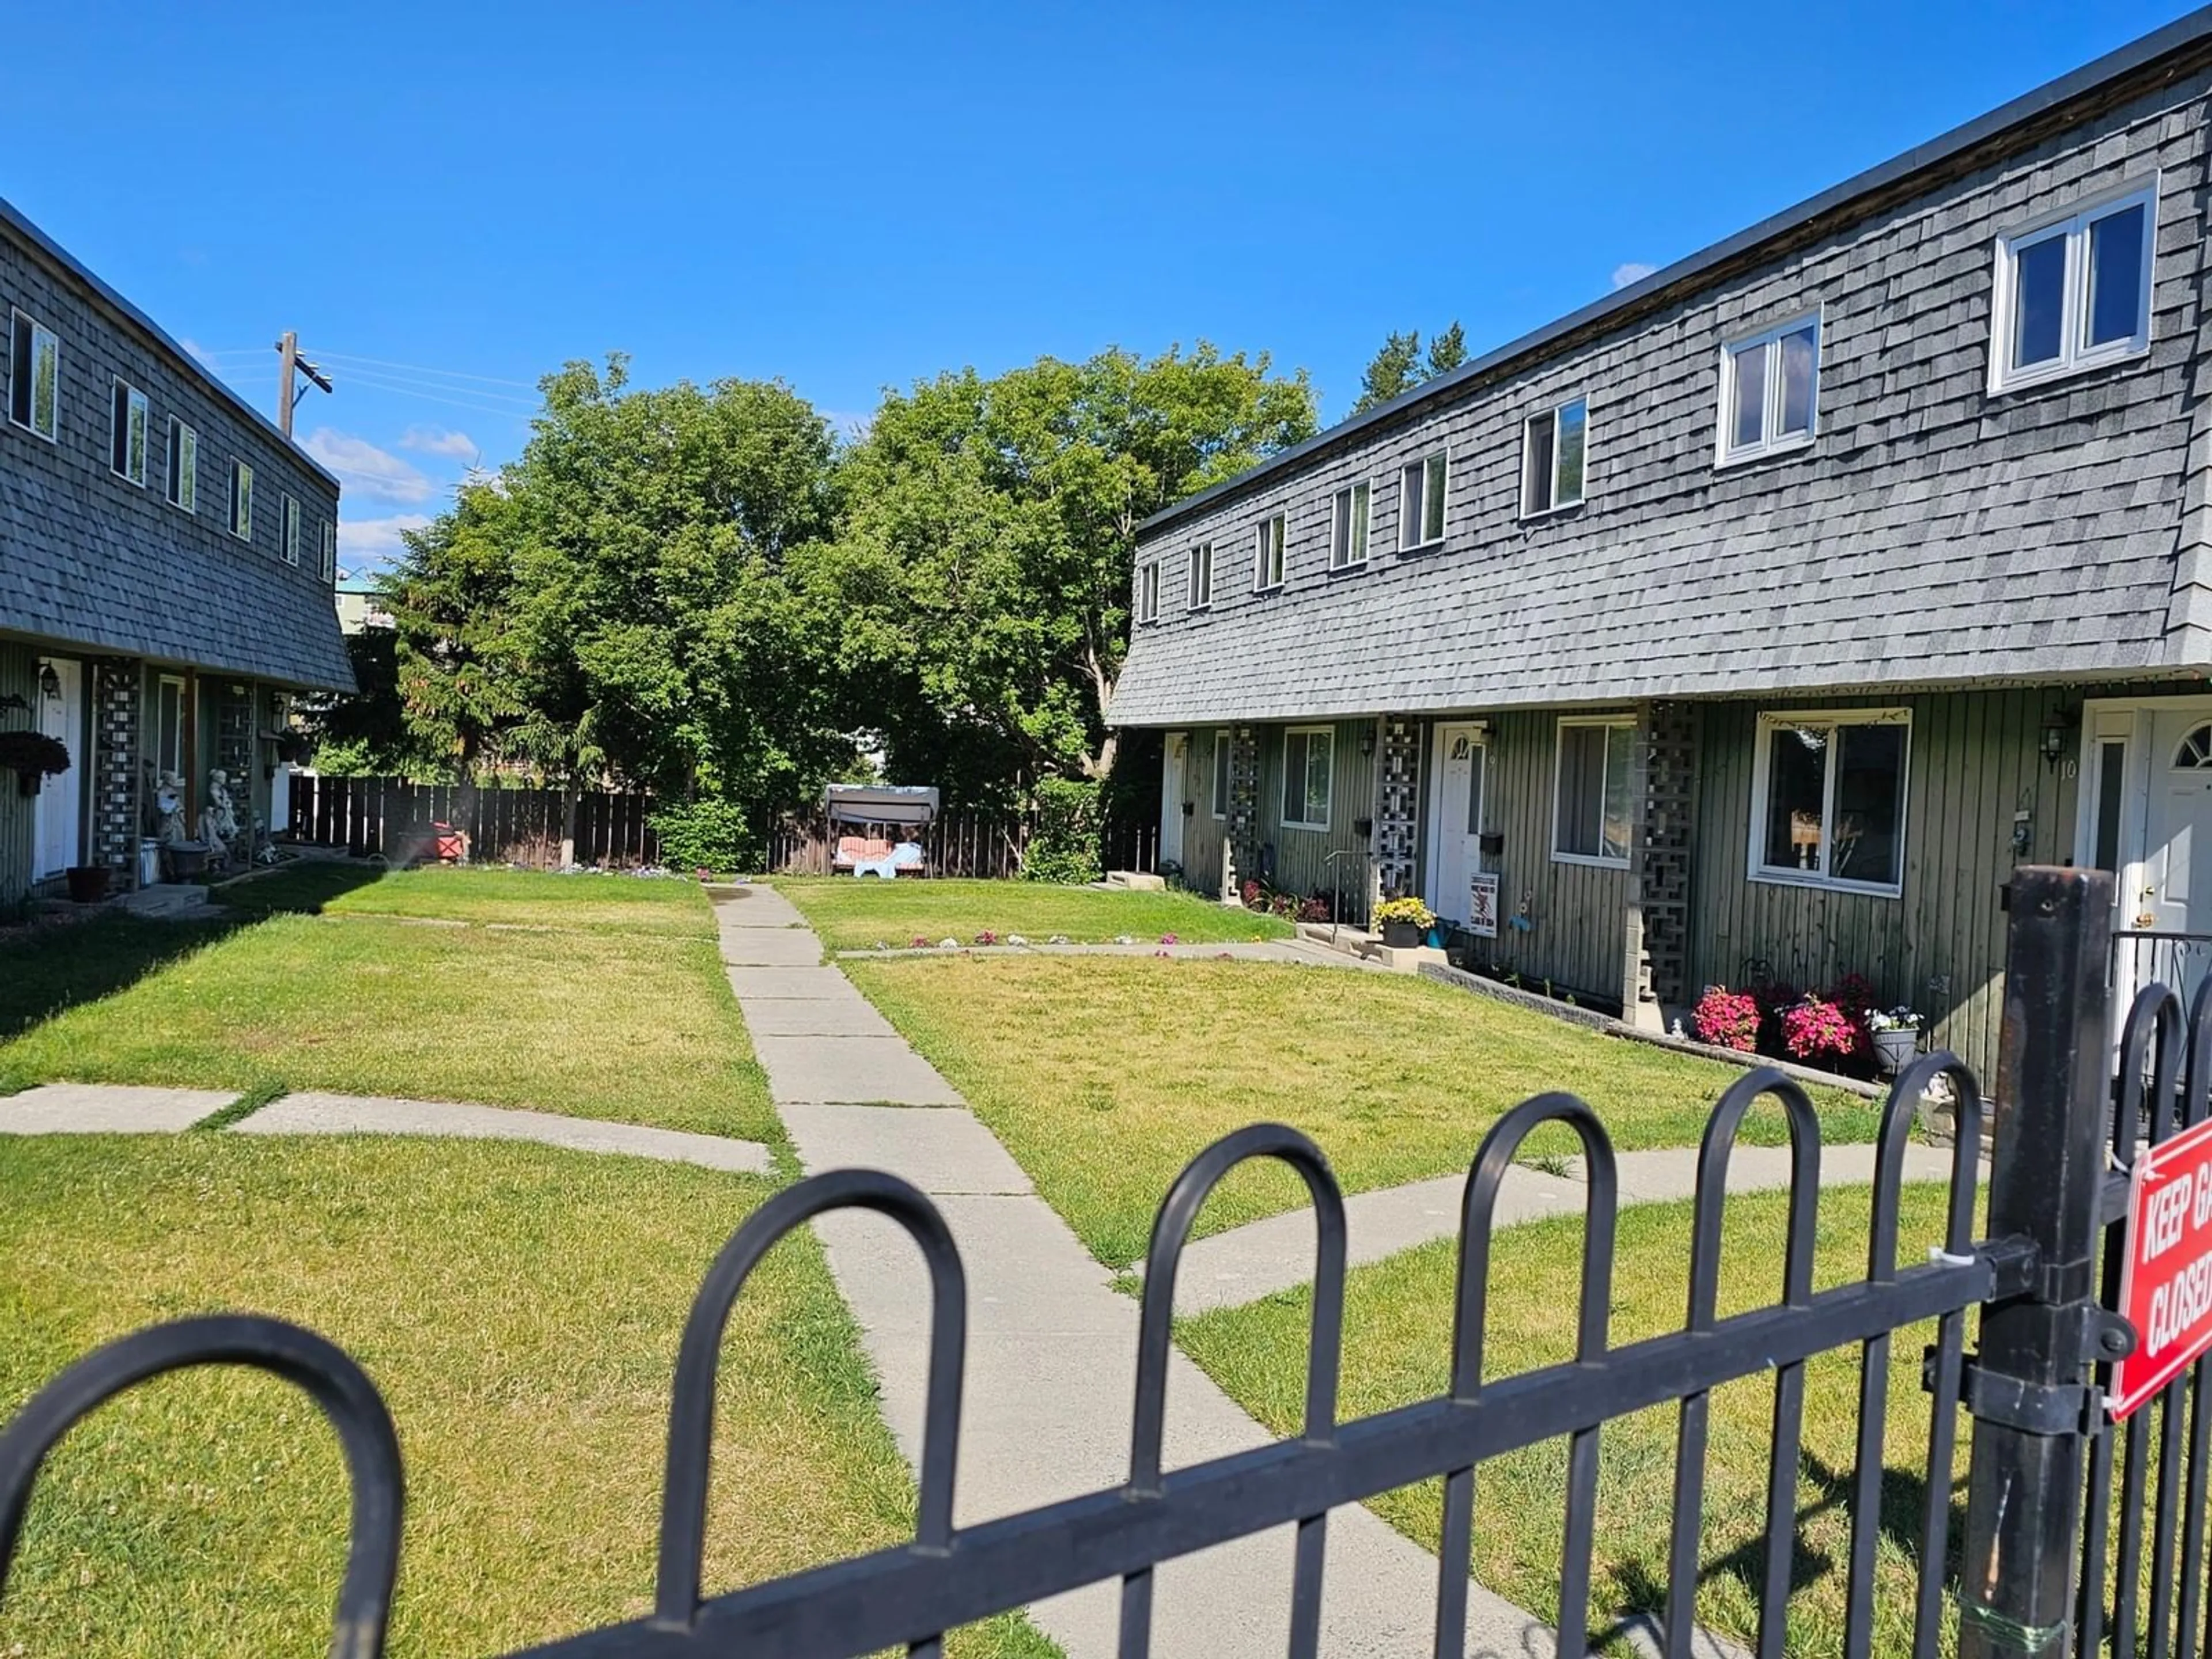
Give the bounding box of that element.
[1349,320,1468,414]
[811,343,1315,800]
[381,356,850,836]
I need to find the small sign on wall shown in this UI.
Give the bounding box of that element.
[1467,873,1499,938]
[2114,1114,2212,1419]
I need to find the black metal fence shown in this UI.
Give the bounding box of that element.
[0,869,2199,1657]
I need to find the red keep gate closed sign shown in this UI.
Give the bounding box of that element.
[2114,1114,2212,1420]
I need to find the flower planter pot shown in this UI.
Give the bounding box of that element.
[1381,921,1423,949]
[1872,1026,1919,1075]
[165,844,208,882]
[64,864,111,904]
[13,768,39,798]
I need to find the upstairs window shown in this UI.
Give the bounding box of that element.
[1522,397,1587,516]
[1399,452,1448,549]
[1330,483,1368,570]
[1137,558,1160,624]
[9,310,58,441]
[320,518,336,582]
[1751,709,1910,895]
[283,494,301,566]
[1253,514,1285,590]
[111,380,149,484]
[1991,181,2156,393]
[230,460,254,541]
[165,418,197,511]
[1187,539,1214,610]
[1554,717,1635,865]
[1281,726,1334,831]
[1718,314,1818,464]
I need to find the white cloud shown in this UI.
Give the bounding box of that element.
[336,512,432,573]
[399,424,480,460]
[821,408,874,441]
[179,337,222,370]
[1611,262,1659,291]
[302,427,435,506]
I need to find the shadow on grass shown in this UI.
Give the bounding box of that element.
[206,859,387,918]
[0,863,384,1051]
[1596,1448,1964,1650]
[0,914,238,1044]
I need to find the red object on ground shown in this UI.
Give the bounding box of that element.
[431,822,465,863]
[2113,1113,2212,1419]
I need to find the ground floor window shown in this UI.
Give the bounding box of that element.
[1752,708,1910,892]
[154,675,187,781]
[1553,717,1634,863]
[1282,726,1332,831]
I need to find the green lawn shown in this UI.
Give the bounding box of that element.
[0,875,772,1140]
[0,1136,1053,1658]
[843,956,1884,1267]
[777,876,1292,952]
[1180,1184,1969,1658]
[216,862,716,937]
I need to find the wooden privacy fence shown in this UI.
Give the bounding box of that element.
[769,809,1160,879]
[287,774,660,868]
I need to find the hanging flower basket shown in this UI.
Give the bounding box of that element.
[0,730,69,797]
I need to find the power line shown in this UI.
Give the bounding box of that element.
[325,370,538,422]
[312,349,537,389]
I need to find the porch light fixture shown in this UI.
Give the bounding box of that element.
[1359,728,1377,757]
[38,662,60,700]
[2040,712,2074,770]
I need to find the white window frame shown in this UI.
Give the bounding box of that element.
[1252,513,1285,591]
[230,460,255,541]
[1747,706,1912,899]
[1280,725,1334,832]
[1397,451,1448,551]
[1715,310,1820,467]
[1550,714,1638,868]
[1187,539,1214,611]
[165,417,197,512]
[1137,558,1160,624]
[1211,728,1233,820]
[110,379,149,485]
[1988,178,2158,396]
[282,494,301,566]
[154,673,187,780]
[320,517,336,582]
[10,308,58,442]
[1330,482,1369,571]
[1520,396,1588,517]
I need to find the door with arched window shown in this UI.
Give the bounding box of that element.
[2144,713,2212,936]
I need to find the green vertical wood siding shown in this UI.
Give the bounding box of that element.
[1459,709,1629,1003]
[1688,687,2080,1086]
[1253,718,1377,911]
[1181,726,1232,894]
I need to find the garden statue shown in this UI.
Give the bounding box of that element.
[152,771,190,848]
[199,768,240,868]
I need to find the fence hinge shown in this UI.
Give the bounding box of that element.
[1942,1351,2106,1437]
[1973,1234,2042,1300]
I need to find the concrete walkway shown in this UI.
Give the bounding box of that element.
[715,891,1646,1659]
[0,1081,773,1175]
[1152,1139,1969,1317]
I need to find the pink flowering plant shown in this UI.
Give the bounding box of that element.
[975,930,999,946]
[1159,932,1179,945]
[1690,986,1761,1052]
[1781,995,1860,1063]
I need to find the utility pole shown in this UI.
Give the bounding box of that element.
[274,331,332,440]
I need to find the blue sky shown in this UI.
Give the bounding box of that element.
[10,1,2196,572]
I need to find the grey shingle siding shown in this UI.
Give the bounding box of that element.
[0,201,353,692]
[1113,51,2212,729]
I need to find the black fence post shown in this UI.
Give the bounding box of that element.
[1957,865,2118,1659]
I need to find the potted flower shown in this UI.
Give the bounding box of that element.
[1866,1006,1925,1075]
[1373,896,1436,950]
[0,730,69,797]
[64,863,111,903]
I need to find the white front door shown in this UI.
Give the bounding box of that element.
[2136,708,2212,1008]
[1160,736,1187,870]
[32,658,84,879]
[1426,722,1486,922]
